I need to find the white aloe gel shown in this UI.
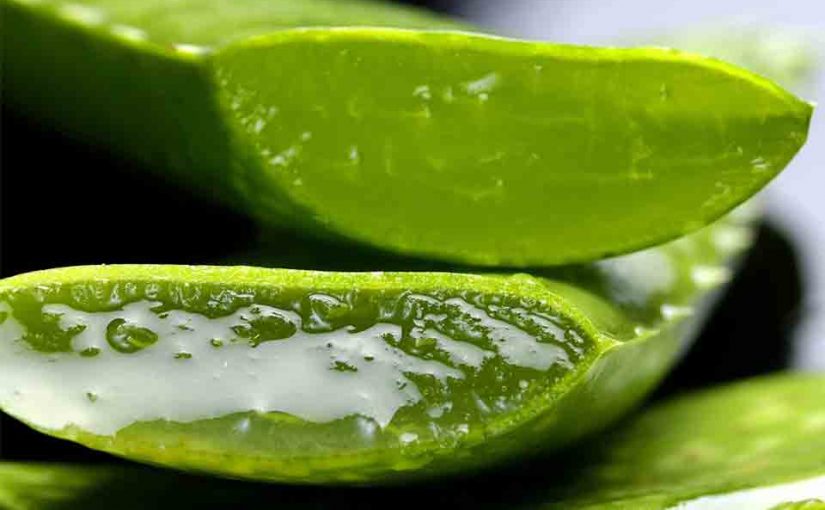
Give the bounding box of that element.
[0,295,572,436]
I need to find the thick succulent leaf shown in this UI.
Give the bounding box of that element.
[0,208,752,483]
[537,373,825,508]
[2,0,812,265]
[1,374,823,508]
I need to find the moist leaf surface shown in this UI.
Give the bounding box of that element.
[2,0,812,265]
[0,209,752,483]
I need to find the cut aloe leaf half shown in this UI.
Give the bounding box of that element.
[2,0,812,265]
[0,208,753,483]
[1,374,823,507]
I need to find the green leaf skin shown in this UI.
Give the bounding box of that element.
[0,208,753,484]
[1,0,812,265]
[771,501,825,510]
[539,374,825,509]
[1,375,823,508]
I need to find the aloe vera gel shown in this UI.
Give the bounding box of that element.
[0,208,751,483]
[0,270,597,481]
[0,0,818,494]
[0,270,612,482]
[0,275,584,433]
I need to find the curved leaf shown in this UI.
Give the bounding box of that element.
[540,373,825,509]
[2,0,812,265]
[0,209,752,483]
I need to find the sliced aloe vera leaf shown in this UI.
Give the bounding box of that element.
[2,375,823,508]
[540,374,825,509]
[2,0,812,265]
[0,208,752,483]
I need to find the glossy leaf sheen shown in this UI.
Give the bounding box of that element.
[0,209,752,483]
[2,0,812,265]
[0,375,823,508]
[541,374,825,509]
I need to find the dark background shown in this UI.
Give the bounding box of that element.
[0,0,821,479]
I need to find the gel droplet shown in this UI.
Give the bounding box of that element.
[79,347,101,358]
[105,318,158,353]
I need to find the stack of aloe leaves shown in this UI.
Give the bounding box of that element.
[0,0,821,508]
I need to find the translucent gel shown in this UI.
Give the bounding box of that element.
[0,287,581,437]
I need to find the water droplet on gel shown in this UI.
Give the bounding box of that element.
[86,392,98,403]
[302,293,349,333]
[659,83,670,101]
[232,307,297,347]
[105,318,158,353]
[233,417,251,434]
[399,432,418,445]
[331,360,357,373]
[210,338,224,348]
[357,416,378,442]
[79,347,100,357]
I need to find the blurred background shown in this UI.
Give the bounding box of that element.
[1,0,823,467]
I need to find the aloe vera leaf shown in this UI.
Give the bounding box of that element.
[538,373,825,509]
[2,0,812,265]
[1,375,823,509]
[0,208,753,483]
[771,501,825,510]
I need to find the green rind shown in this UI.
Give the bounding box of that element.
[2,0,812,265]
[211,28,810,265]
[0,208,751,483]
[771,501,825,510]
[541,373,825,509]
